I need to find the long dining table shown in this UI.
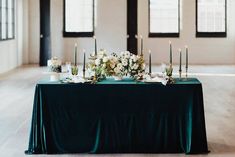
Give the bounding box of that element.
[25,78,209,154]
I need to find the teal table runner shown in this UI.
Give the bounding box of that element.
[25,78,208,154]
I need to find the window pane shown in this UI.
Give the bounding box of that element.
[2,0,6,7]
[2,23,7,39]
[197,0,226,32]
[1,0,7,39]
[1,0,15,40]
[65,0,93,33]
[150,0,179,33]
[8,1,14,39]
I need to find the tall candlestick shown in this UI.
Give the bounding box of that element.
[179,49,182,79]
[94,36,97,56]
[74,43,77,66]
[83,49,86,78]
[185,46,188,69]
[140,35,143,56]
[185,45,188,79]
[169,41,172,65]
[149,50,152,74]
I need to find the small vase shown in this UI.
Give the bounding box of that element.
[50,73,60,81]
[113,76,123,81]
[71,65,78,76]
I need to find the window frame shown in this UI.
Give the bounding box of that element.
[196,0,227,38]
[0,0,15,41]
[148,0,180,38]
[63,0,95,38]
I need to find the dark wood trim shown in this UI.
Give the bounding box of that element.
[196,32,227,38]
[63,32,94,38]
[196,0,227,38]
[148,0,180,38]
[127,0,138,54]
[63,0,95,38]
[149,33,179,38]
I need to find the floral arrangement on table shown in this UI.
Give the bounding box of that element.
[47,57,62,73]
[87,50,145,81]
[158,63,174,84]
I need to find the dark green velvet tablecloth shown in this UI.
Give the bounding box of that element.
[25,78,208,154]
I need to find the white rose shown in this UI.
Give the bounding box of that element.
[117,63,123,70]
[131,55,137,62]
[95,59,101,66]
[122,59,128,66]
[110,62,116,69]
[133,64,139,70]
[114,67,120,74]
[103,57,108,63]
[124,51,131,58]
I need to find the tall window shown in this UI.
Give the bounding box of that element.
[0,0,15,40]
[63,0,94,37]
[196,0,226,37]
[149,0,180,37]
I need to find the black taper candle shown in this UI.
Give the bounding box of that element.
[94,36,97,56]
[74,43,77,66]
[149,50,152,74]
[169,41,172,65]
[186,46,188,69]
[83,50,86,78]
[141,35,143,56]
[179,49,182,72]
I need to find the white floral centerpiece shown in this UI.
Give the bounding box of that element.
[47,57,62,73]
[87,50,145,82]
[160,63,174,84]
[87,50,108,81]
[47,57,62,81]
[128,52,145,79]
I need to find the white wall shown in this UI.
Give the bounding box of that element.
[29,0,127,64]
[139,0,235,65]
[0,0,28,74]
[28,0,40,64]
[28,0,235,65]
